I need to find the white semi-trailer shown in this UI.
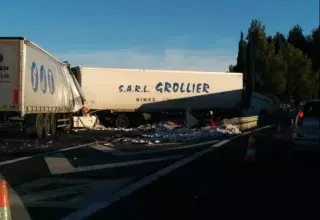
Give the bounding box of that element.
[71,67,244,128]
[0,37,84,138]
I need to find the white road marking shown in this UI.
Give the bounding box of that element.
[91,140,220,156]
[0,142,97,166]
[45,153,75,175]
[10,177,133,209]
[90,144,123,156]
[47,154,182,175]
[62,124,276,220]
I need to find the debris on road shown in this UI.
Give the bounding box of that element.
[87,121,241,144]
[0,121,241,153]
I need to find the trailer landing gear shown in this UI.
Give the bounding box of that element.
[62,116,73,133]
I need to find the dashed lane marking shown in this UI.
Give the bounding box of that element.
[44,153,75,175]
[89,144,123,156]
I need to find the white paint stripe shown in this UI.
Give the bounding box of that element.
[44,153,75,175]
[90,144,123,156]
[61,124,275,220]
[0,142,96,166]
[92,140,220,156]
[51,155,182,175]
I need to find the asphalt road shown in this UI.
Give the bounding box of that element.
[0,129,237,220]
[87,126,320,220]
[3,123,316,220]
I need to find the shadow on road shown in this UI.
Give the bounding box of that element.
[88,127,320,220]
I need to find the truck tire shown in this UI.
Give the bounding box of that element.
[43,114,51,138]
[50,114,57,136]
[115,114,129,128]
[36,114,44,138]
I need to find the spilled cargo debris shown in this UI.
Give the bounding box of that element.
[0,122,240,154]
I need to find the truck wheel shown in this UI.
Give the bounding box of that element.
[36,114,44,138]
[115,115,129,128]
[50,114,57,136]
[43,114,51,138]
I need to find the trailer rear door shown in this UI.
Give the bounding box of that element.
[0,40,21,111]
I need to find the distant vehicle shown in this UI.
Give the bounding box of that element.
[0,37,84,138]
[293,99,320,145]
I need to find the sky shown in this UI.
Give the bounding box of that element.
[2,0,318,71]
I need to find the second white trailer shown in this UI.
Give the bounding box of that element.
[71,67,243,128]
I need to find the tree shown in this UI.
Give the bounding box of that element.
[245,20,272,93]
[228,65,235,72]
[230,31,247,74]
[282,44,313,101]
[266,47,287,95]
[287,25,307,54]
[235,31,247,74]
[273,32,287,54]
[229,20,319,100]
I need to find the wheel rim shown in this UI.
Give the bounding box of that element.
[44,115,50,136]
[117,116,129,128]
[66,116,72,130]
